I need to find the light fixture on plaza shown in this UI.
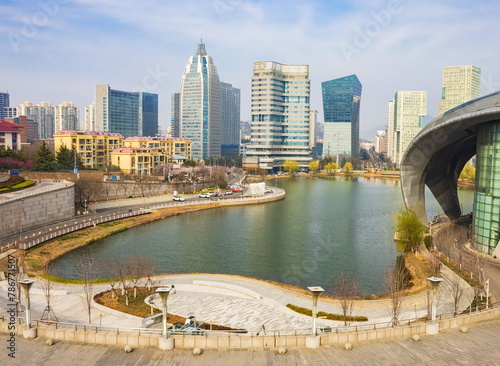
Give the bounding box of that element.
[426,277,443,335]
[156,285,176,341]
[19,278,35,329]
[306,286,324,349]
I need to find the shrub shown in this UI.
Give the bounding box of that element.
[286,304,368,322]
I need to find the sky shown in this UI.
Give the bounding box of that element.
[2,0,500,140]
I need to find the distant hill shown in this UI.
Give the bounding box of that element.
[360,125,385,141]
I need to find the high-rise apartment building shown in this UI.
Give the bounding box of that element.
[220,82,241,157]
[387,91,427,164]
[95,84,158,138]
[4,107,17,119]
[438,65,481,115]
[17,102,55,139]
[243,61,312,171]
[54,102,79,132]
[321,74,362,158]
[179,42,221,160]
[85,104,95,131]
[170,93,180,138]
[0,92,10,120]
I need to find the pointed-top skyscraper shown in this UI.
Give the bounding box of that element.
[179,41,221,160]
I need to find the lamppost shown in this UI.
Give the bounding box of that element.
[306,286,324,348]
[426,276,443,334]
[486,279,490,309]
[156,285,176,350]
[19,278,37,339]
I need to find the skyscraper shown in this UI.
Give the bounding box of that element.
[179,41,221,160]
[0,92,10,120]
[84,104,95,131]
[220,82,241,157]
[95,84,158,138]
[388,91,427,164]
[243,61,312,171]
[438,65,481,115]
[54,102,79,132]
[170,93,180,138]
[321,75,362,159]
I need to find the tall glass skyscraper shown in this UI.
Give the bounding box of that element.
[0,92,9,120]
[321,74,362,158]
[220,82,240,157]
[95,84,158,138]
[179,42,221,160]
[243,61,312,171]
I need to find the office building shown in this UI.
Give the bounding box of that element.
[95,84,158,138]
[178,41,221,160]
[438,65,481,115]
[321,74,362,158]
[170,93,180,138]
[0,92,9,120]
[55,102,79,132]
[387,91,427,164]
[220,82,241,157]
[243,61,312,171]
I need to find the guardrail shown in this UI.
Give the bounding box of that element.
[5,301,497,339]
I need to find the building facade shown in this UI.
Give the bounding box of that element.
[170,93,180,138]
[0,92,9,120]
[0,120,22,150]
[220,82,241,157]
[95,84,158,138]
[55,102,79,132]
[53,130,123,170]
[243,61,312,171]
[123,136,192,159]
[438,65,481,115]
[179,42,221,160]
[387,91,427,165]
[84,104,95,131]
[17,102,55,139]
[5,116,38,145]
[321,74,362,158]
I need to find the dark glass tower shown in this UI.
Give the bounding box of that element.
[321,75,362,158]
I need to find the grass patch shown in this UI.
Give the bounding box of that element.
[58,233,87,241]
[40,273,119,284]
[439,256,482,287]
[286,304,368,322]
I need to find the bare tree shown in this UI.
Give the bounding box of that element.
[76,249,97,323]
[109,259,131,305]
[40,254,58,321]
[333,270,360,325]
[384,256,410,326]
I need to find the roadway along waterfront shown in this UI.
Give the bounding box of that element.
[51,177,474,295]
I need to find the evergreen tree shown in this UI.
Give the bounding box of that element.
[35,141,58,171]
[56,144,74,170]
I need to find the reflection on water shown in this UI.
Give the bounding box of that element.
[51,177,473,295]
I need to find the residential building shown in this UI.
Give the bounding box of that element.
[53,130,123,170]
[309,110,318,149]
[0,92,9,120]
[0,120,22,150]
[321,74,362,158]
[5,116,38,144]
[388,91,427,164]
[111,147,168,175]
[17,102,55,139]
[178,41,221,160]
[386,100,395,162]
[123,136,192,159]
[95,84,158,138]
[220,82,241,157]
[84,104,95,131]
[243,61,312,171]
[375,130,387,155]
[438,65,481,115]
[170,93,180,138]
[55,102,79,132]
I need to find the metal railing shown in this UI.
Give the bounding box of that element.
[4,301,497,339]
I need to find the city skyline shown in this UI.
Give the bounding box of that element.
[2,0,500,139]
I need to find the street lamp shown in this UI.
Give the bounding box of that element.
[426,276,443,335]
[156,285,176,350]
[19,278,37,339]
[306,286,324,349]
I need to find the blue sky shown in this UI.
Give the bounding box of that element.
[2,0,499,139]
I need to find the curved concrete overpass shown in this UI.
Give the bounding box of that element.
[401,91,500,222]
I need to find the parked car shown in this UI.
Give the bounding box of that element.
[173,195,185,201]
[198,193,211,198]
[225,190,233,195]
